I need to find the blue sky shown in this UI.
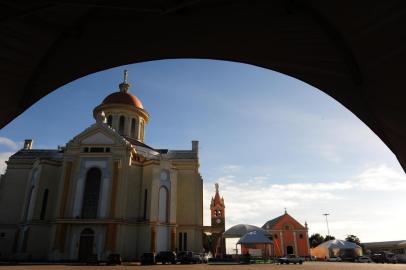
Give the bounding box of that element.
[1,59,405,244]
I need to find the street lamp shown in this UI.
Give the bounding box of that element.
[323,213,330,237]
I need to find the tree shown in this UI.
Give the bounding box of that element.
[345,234,361,246]
[324,235,335,241]
[309,233,324,248]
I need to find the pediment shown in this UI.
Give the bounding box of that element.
[81,131,115,145]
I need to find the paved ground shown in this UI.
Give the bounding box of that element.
[0,262,404,270]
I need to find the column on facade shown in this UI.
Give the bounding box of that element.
[104,160,120,253]
[59,161,73,218]
[54,161,73,252]
[293,231,298,255]
[151,227,157,253]
[124,116,131,136]
[305,231,310,256]
[105,224,117,252]
[26,169,40,221]
[112,114,119,131]
[99,175,111,218]
[109,160,119,217]
[171,227,176,252]
[280,231,284,255]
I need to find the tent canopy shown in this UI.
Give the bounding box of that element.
[237,230,273,245]
[316,239,361,250]
[223,224,265,238]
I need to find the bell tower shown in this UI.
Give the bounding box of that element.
[211,183,225,228]
[209,183,226,257]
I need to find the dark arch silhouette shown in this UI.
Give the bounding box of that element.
[1,1,406,171]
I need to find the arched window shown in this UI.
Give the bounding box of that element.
[40,188,49,220]
[107,115,113,127]
[130,118,136,137]
[81,168,101,219]
[158,186,169,223]
[118,115,125,134]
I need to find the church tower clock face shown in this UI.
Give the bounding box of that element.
[216,218,221,224]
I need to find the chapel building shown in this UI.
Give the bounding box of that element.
[262,210,310,257]
[0,71,204,261]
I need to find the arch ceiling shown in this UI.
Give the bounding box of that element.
[1,0,406,171]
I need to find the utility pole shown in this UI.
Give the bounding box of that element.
[323,213,330,237]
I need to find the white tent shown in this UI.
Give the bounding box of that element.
[311,239,362,260]
[223,224,266,238]
[237,230,273,245]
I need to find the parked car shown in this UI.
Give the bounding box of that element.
[372,252,398,264]
[327,256,342,262]
[106,253,122,265]
[278,254,304,264]
[177,251,202,264]
[85,254,99,265]
[155,251,177,264]
[200,253,209,263]
[356,256,372,263]
[140,252,156,265]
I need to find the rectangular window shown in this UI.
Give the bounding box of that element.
[183,232,187,251]
[143,189,148,220]
[90,147,104,153]
[178,232,183,251]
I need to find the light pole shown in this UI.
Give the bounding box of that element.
[323,213,330,237]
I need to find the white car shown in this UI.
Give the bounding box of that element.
[356,256,372,263]
[327,256,342,262]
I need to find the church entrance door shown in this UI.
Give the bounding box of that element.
[286,245,294,255]
[78,228,94,261]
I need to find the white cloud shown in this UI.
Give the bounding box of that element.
[203,175,348,227]
[355,164,406,191]
[203,164,406,242]
[0,152,13,174]
[0,137,20,174]
[0,137,20,151]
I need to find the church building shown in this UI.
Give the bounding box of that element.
[262,210,310,257]
[0,71,204,261]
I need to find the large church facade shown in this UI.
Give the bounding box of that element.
[0,72,203,261]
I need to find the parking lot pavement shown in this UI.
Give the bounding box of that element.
[0,262,405,270]
[1,262,406,270]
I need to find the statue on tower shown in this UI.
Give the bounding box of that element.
[119,69,131,93]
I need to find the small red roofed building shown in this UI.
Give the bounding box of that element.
[262,209,310,257]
